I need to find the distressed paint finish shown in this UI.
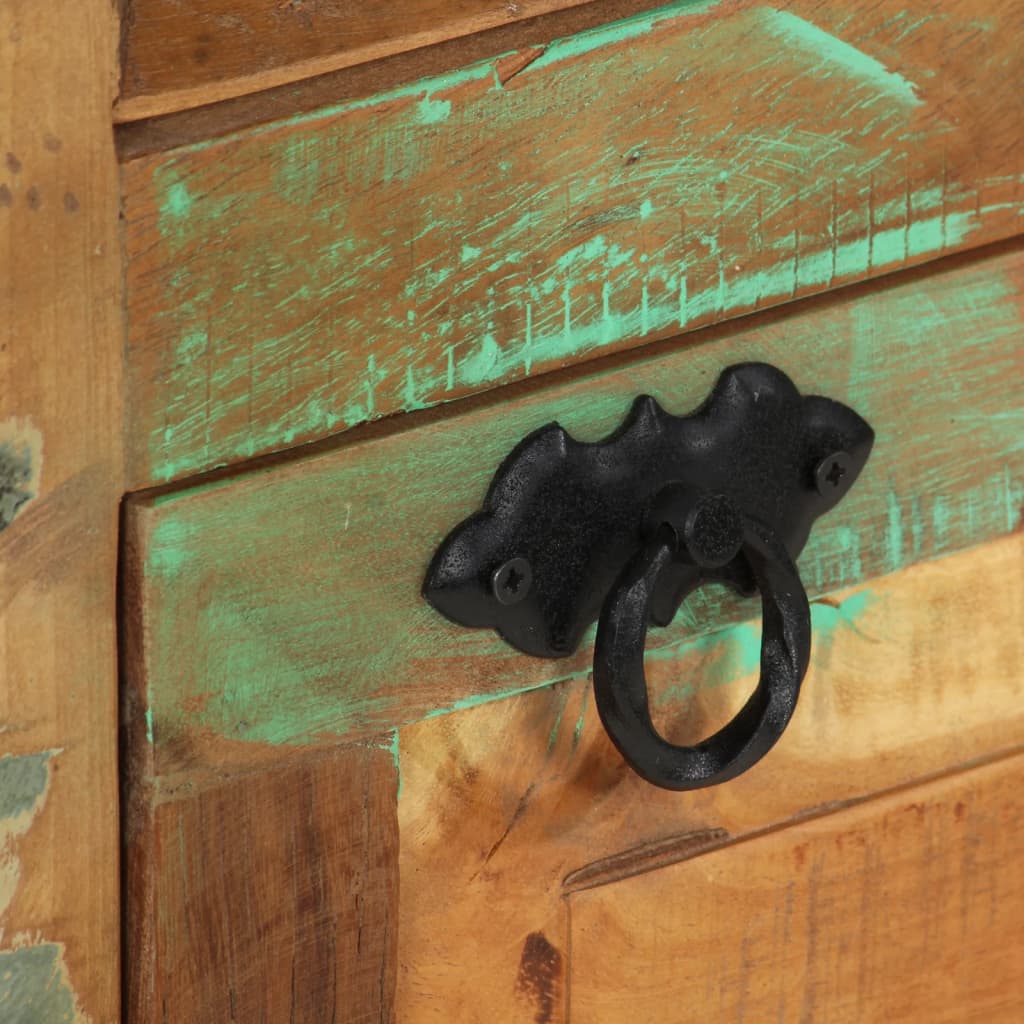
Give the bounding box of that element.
[121,246,1024,777]
[0,753,54,918]
[122,0,1024,485]
[393,538,1024,1021]
[0,945,85,1024]
[570,755,1024,1023]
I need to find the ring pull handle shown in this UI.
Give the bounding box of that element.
[593,503,811,791]
[423,363,873,791]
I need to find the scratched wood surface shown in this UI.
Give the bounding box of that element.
[116,0,649,121]
[121,244,1024,780]
[124,743,399,1024]
[570,755,1024,1022]
[0,1,123,1021]
[393,533,1024,1021]
[121,0,1024,487]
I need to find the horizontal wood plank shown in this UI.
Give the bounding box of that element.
[124,743,399,1024]
[122,0,1024,486]
[570,755,1024,1022]
[122,245,1024,781]
[394,536,1024,1021]
[116,0,627,122]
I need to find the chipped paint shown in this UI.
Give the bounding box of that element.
[0,752,54,918]
[0,943,87,1024]
[0,419,42,531]
[759,9,922,107]
[137,246,1024,749]
[126,0,1023,484]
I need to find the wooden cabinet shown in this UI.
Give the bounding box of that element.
[3,1,1022,1021]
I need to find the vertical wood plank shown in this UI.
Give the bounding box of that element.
[124,745,399,1023]
[0,1,122,1021]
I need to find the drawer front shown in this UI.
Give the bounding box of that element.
[121,0,1024,486]
[122,244,1024,1020]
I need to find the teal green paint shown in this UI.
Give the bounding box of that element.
[886,490,904,573]
[573,698,587,747]
[141,0,1018,486]
[547,693,568,751]
[416,96,452,125]
[759,9,922,107]
[932,495,951,551]
[810,588,877,658]
[145,706,154,745]
[525,0,724,73]
[161,181,193,220]
[0,945,77,1024]
[0,753,50,821]
[380,732,402,799]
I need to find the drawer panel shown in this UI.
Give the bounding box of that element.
[122,244,1024,776]
[570,754,1024,1023]
[122,0,1024,485]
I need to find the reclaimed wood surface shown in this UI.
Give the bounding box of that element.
[0,1,123,1021]
[394,534,1024,1021]
[570,755,1024,1022]
[124,743,399,1024]
[116,0,650,122]
[121,244,1024,779]
[121,0,1024,486]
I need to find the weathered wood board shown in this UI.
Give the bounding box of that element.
[122,245,1024,779]
[116,0,645,121]
[126,531,1024,1023]
[395,534,1024,1020]
[0,1,123,1021]
[570,755,1024,1022]
[122,0,1024,486]
[124,744,399,1024]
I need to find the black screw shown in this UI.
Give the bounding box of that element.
[492,557,533,605]
[815,451,853,496]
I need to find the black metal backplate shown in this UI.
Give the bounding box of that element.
[423,363,874,659]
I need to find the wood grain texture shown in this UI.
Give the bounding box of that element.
[393,534,1024,1021]
[0,1,122,1021]
[570,755,1024,1023]
[124,743,399,1024]
[121,0,1024,486]
[116,0,619,121]
[122,244,1024,777]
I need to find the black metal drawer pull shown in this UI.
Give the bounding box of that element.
[423,363,874,790]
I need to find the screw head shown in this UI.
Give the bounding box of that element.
[815,451,853,497]
[492,557,532,605]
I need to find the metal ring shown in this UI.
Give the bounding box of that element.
[592,519,811,790]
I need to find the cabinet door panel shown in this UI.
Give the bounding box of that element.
[570,754,1024,1023]
[393,535,1024,1022]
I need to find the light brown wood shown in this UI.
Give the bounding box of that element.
[121,0,1024,486]
[124,743,399,1024]
[121,244,1024,780]
[115,0,660,122]
[0,1,123,1021]
[570,754,1024,1022]
[393,534,1024,1022]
